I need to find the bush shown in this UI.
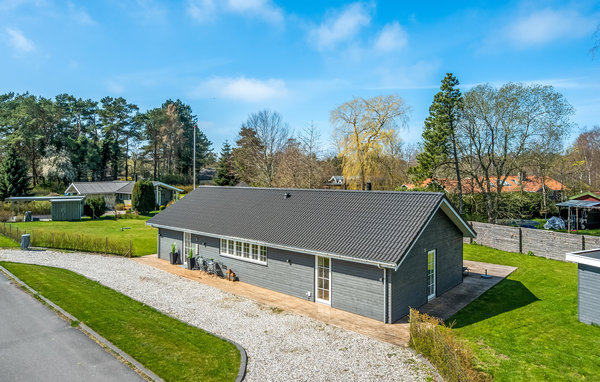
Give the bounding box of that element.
[0,223,132,256]
[115,203,125,211]
[409,309,489,382]
[132,180,155,214]
[84,197,107,219]
[159,205,166,211]
[447,192,557,222]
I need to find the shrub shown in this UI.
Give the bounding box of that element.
[0,223,132,256]
[84,196,107,219]
[132,180,155,214]
[409,309,489,382]
[115,203,125,211]
[159,205,166,211]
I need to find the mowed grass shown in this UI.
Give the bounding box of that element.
[450,244,600,381]
[7,216,157,256]
[0,234,18,247]
[0,262,240,382]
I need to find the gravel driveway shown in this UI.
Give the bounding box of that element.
[0,249,432,381]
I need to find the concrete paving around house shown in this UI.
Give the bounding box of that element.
[134,255,517,344]
[0,271,143,382]
[409,260,518,321]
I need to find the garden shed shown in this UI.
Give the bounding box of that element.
[5,196,86,221]
[566,249,600,325]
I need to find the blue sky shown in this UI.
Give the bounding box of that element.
[1,0,599,154]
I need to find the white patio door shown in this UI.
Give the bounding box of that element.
[427,250,436,301]
[315,256,331,305]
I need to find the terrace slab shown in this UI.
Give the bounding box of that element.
[133,255,516,345]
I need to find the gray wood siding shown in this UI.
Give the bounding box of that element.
[191,234,315,301]
[390,209,463,322]
[578,264,600,325]
[158,228,183,261]
[331,260,385,321]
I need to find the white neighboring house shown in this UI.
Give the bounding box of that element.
[65,181,183,208]
[326,176,344,186]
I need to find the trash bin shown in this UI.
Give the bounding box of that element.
[20,234,30,250]
[25,211,32,222]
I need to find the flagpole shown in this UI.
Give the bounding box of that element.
[193,124,196,190]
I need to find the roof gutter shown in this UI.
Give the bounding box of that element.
[147,222,397,269]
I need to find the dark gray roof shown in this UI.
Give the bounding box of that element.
[148,186,473,266]
[66,181,182,195]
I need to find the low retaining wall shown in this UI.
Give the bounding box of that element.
[465,221,600,261]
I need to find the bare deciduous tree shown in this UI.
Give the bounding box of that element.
[245,110,291,187]
[458,83,573,223]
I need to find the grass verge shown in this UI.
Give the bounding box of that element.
[0,262,240,382]
[450,244,600,381]
[0,234,18,247]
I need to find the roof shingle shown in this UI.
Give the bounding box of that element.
[147,186,457,266]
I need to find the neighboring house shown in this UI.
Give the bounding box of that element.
[146,187,476,323]
[556,192,600,229]
[65,181,183,207]
[325,175,344,186]
[405,175,565,199]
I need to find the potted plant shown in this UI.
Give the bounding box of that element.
[169,243,178,265]
[187,248,195,270]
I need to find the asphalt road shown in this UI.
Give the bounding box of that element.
[0,271,143,382]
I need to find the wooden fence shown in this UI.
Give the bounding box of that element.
[465,221,600,261]
[0,222,132,257]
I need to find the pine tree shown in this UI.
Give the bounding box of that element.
[411,73,464,213]
[0,144,31,200]
[214,141,238,186]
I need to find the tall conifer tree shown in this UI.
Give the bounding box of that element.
[0,144,31,200]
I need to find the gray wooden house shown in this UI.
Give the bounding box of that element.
[65,181,183,207]
[146,186,476,322]
[566,249,600,325]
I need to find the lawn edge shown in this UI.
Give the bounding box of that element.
[0,262,247,382]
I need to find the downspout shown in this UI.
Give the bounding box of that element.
[383,267,387,324]
[378,263,388,324]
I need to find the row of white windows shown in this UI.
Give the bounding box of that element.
[220,239,267,263]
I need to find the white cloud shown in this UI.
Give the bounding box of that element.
[187,0,283,24]
[506,8,596,47]
[186,0,216,23]
[68,2,95,25]
[193,76,287,102]
[5,27,35,52]
[106,80,125,94]
[225,0,283,24]
[374,22,407,52]
[309,2,372,50]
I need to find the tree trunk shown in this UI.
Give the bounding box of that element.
[125,138,129,180]
[451,128,463,215]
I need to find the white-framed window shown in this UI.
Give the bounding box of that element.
[220,238,267,264]
[183,232,192,259]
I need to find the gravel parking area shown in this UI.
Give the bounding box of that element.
[0,249,432,381]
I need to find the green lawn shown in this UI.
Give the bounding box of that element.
[0,234,18,247]
[451,244,600,381]
[0,262,240,382]
[6,216,157,256]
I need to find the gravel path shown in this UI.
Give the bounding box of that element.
[0,249,433,381]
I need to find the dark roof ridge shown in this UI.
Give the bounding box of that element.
[195,185,445,196]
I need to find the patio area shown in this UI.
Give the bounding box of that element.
[134,255,517,346]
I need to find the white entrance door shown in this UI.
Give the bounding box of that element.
[427,250,436,301]
[315,256,331,305]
